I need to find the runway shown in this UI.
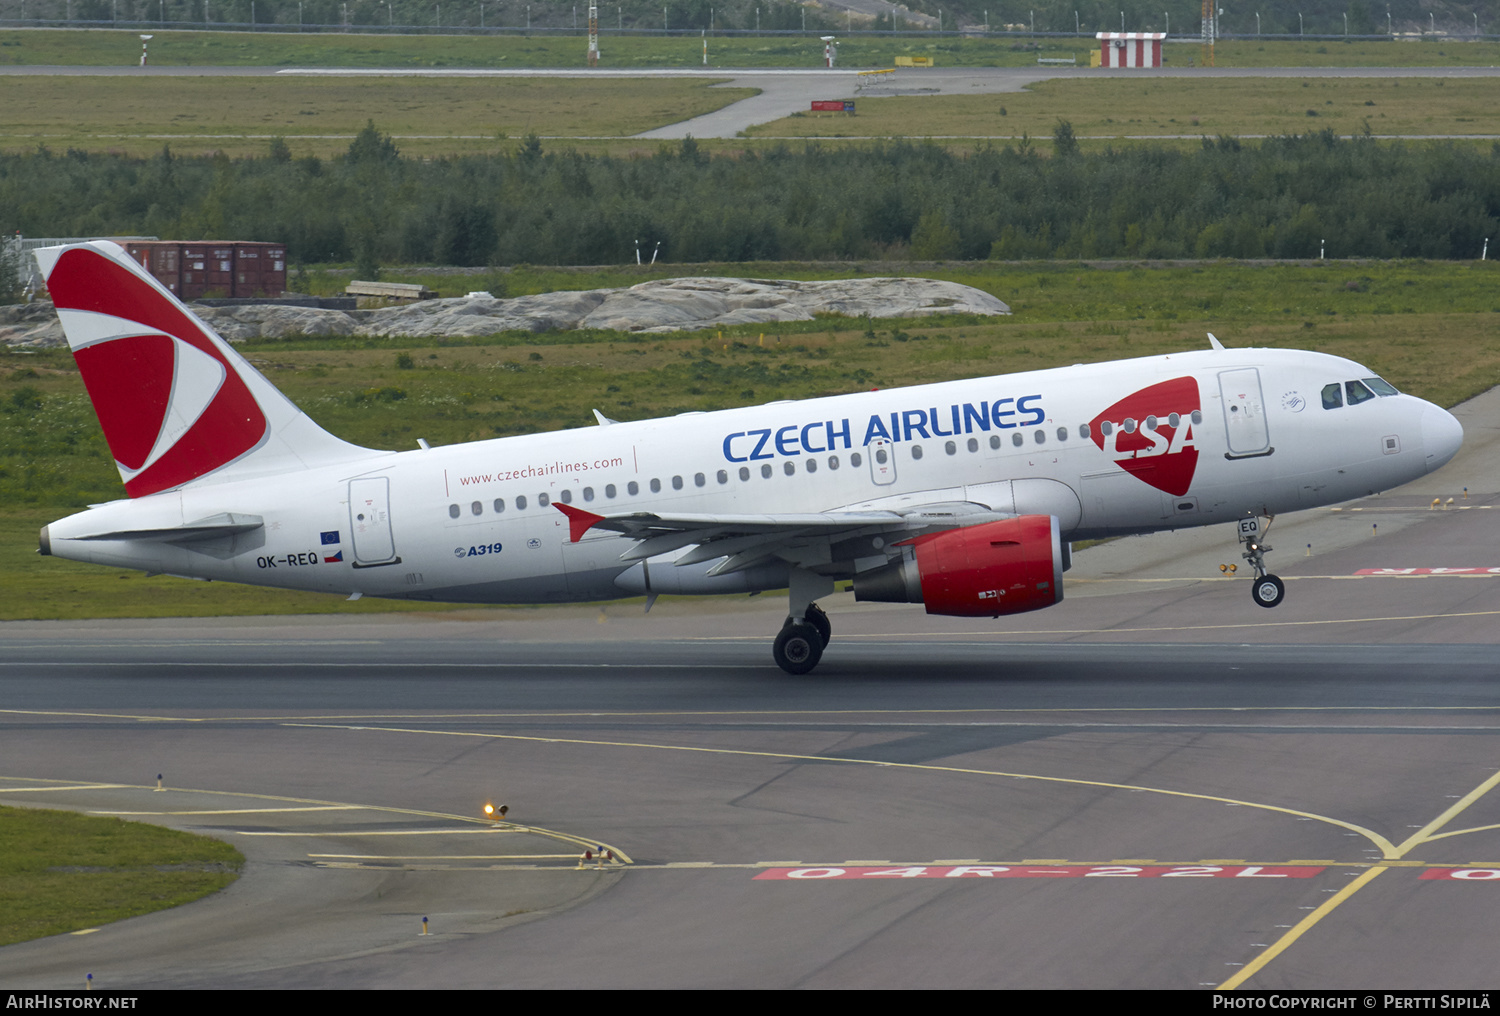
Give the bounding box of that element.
[2,388,1499,988]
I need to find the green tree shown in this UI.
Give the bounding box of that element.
[911,212,961,260]
[345,121,399,165]
[1052,119,1078,159]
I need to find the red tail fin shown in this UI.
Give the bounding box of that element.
[37,242,372,497]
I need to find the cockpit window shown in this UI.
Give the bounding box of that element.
[1364,376,1400,397]
[1345,380,1376,405]
[1321,383,1343,410]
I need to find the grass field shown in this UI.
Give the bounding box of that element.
[0,75,754,156]
[750,76,1500,140]
[6,259,1499,620]
[3,73,1496,157]
[3,28,1497,156]
[3,28,1499,70]
[0,805,242,947]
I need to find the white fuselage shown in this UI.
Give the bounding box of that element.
[43,347,1462,605]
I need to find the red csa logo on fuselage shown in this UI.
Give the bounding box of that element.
[1089,376,1200,497]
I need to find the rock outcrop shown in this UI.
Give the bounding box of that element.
[1,276,1009,348]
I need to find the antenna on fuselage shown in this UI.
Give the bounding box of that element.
[1207,332,1225,351]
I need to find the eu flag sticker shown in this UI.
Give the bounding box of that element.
[320,530,340,545]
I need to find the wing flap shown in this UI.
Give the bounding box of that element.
[555,500,1019,575]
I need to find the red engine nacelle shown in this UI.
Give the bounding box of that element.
[852,515,1064,618]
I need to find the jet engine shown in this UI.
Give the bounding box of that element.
[852,515,1064,617]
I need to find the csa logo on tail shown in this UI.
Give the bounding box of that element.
[46,247,269,498]
[1089,376,1201,497]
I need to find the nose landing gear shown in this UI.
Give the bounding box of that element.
[1238,515,1284,608]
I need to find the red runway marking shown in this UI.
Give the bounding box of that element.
[1355,568,1500,576]
[753,864,1325,881]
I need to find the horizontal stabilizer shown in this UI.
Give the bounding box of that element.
[62,513,264,543]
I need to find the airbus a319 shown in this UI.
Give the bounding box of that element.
[34,242,1463,673]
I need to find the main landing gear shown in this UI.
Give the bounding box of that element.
[773,571,835,674]
[773,610,826,675]
[1237,515,1284,609]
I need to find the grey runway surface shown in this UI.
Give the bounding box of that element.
[2,388,1500,988]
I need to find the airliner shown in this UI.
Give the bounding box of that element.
[34,242,1464,673]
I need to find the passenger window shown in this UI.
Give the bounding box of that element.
[944,440,956,455]
[695,472,706,487]
[650,478,662,493]
[828,456,840,470]
[471,501,483,516]
[1034,430,1045,444]
[559,490,572,504]
[1011,432,1023,447]
[1056,427,1067,442]
[1145,416,1157,431]
[1346,380,1376,406]
[1190,410,1203,425]
[911,445,923,460]
[783,461,795,476]
[1100,421,1113,436]
[1167,413,1179,428]
[627,481,639,496]
[1079,423,1091,439]
[493,498,505,513]
[538,493,551,507]
[672,475,683,490]
[448,504,460,519]
[967,437,978,453]
[850,452,863,467]
[582,487,594,502]
[806,458,817,473]
[605,484,617,499]
[516,495,528,510]
[761,464,773,478]
[875,448,888,464]
[1322,383,1343,409]
[739,466,751,481]
[717,470,728,484]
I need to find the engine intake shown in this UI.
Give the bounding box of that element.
[853,515,1064,618]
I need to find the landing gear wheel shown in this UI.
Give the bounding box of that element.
[773,622,824,675]
[804,603,831,648]
[1252,574,1285,609]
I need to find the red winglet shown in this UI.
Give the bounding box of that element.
[554,502,605,543]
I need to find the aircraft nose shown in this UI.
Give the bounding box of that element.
[1420,404,1463,472]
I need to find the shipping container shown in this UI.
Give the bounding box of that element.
[125,240,285,299]
[125,241,184,295]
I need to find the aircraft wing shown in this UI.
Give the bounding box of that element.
[555,501,1010,576]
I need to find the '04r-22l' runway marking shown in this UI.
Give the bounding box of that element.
[754,865,1323,880]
